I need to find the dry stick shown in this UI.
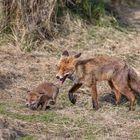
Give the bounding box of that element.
[92,128,103,135]
[47,0,57,33]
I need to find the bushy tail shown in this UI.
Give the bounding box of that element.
[128,67,140,93]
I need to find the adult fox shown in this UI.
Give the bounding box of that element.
[56,50,140,111]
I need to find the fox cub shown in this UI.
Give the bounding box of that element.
[26,82,59,110]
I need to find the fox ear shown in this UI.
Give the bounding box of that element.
[74,53,81,58]
[27,90,30,93]
[62,50,69,56]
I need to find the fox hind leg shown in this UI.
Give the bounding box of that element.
[112,69,135,111]
[108,81,121,105]
[121,88,135,111]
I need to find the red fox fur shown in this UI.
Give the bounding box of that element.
[26,82,59,110]
[56,51,140,111]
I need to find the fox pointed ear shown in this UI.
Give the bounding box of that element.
[74,53,81,58]
[27,90,30,93]
[62,50,69,56]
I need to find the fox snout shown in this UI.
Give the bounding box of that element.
[56,75,65,80]
[25,102,30,107]
[56,75,61,80]
[56,73,74,84]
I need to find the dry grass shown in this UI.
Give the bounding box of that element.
[0,0,69,50]
[0,3,140,140]
[0,0,139,51]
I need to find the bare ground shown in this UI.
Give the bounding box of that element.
[0,4,140,140]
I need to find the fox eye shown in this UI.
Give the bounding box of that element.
[65,60,70,63]
[39,92,44,95]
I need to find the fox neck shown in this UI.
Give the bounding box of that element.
[73,59,80,74]
[72,60,83,83]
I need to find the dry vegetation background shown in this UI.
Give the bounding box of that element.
[0,0,140,140]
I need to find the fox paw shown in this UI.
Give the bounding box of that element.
[129,107,135,111]
[92,100,99,110]
[68,93,77,104]
[46,106,51,109]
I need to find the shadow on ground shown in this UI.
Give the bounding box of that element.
[100,91,140,106]
[100,92,128,105]
[0,72,21,90]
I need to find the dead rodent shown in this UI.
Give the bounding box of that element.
[26,82,59,110]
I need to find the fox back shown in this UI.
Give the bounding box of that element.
[56,51,126,86]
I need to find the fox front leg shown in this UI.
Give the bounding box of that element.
[90,83,99,110]
[42,100,50,111]
[68,83,82,104]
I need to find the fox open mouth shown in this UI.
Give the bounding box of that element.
[59,75,68,84]
[58,74,74,84]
